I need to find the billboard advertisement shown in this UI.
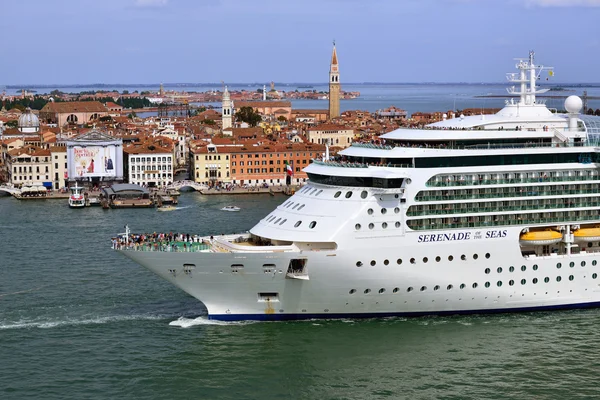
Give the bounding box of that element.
[72,146,116,178]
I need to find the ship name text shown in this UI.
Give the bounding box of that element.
[417,230,507,243]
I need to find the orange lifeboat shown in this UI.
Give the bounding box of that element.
[573,227,600,242]
[519,230,562,246]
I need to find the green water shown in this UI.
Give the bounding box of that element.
[1,193,599,400]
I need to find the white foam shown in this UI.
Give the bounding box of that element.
[168,316,254,328]
[0,314,165,330]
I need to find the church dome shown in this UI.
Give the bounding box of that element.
[18,107,40,133]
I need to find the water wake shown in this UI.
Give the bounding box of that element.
[0,314,166,330]
[169,316,254,328]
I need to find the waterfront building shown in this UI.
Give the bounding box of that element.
[104,102,123,117]
[329,43,340,119]
[306,123,354,148]
[50,145,68,189]
[124,142,174,187]
[7,146,51,187]
[190,144,232,185]
[40,101,108,127]
[222,86,233,131]
[291,109,329,123]
[65,130,124,185]
[375,106,407,121]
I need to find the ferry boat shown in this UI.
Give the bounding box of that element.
[68,182,85,208]
[115,52,600,321]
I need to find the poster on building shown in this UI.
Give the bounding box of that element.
[72,146,116,177]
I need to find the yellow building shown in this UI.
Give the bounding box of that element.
[190,144,232,185]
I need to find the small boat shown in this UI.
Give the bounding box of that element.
[519,229,562,246]
[221,206,240,212]
[157,206,177,212]
[573,227,600,242]
[69,182,86,208]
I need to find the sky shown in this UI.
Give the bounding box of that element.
[2,0,600,84]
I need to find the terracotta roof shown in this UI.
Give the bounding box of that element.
[307,123,352,131]
[41,101,108,114]
[235,101,291,109]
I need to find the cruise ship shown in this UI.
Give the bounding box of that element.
[116,52,600,321]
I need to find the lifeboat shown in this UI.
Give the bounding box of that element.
[573,227,600,242]
[519,230,562,246]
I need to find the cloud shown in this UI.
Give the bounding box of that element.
[525,0,600,6]
[134,0,168,7]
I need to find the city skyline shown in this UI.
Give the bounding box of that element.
[3,0,600,85]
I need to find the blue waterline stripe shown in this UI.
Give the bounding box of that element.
[209,301,600,321]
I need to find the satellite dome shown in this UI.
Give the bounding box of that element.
[18,107,40,133]
[564,95,583,113]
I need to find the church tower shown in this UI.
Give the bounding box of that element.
[328,43,340,119]
[222,86,232,131]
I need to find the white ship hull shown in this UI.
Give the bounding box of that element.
[119,225,600,321]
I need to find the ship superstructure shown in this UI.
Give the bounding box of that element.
[116,52,600,320]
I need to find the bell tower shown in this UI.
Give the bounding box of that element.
[222,86,232,131]
[328,42,340,119]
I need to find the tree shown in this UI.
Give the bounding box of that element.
[5,120,18,128]
[277,115,287,122]
[235,106,262,127]
[127,111,137,119]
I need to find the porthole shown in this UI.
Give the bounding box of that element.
[382,222,388,229]
[569,262,575,268]
[461,254,466,261]
[473,254,479,260]
[394,207,400,214]
[521,265,526,272]
[423,257,428,263]
[581,261,586,267]
[406,178,411,184]
[557,263,562,269]
[485,268,490,274]
[521,279,526,285]
[395,222,401,228]
[367,208,374,215]
[509,266,515,272]
[378,288,386,294]
[436,256,441,262]
[556,276,562,282]
[381,208,387,215]
[497,281,502,287]
[334,191,341,198]
[509,280,514,286]
[397,258,403,265]
[447,284,453,290]
[472,283,478,289]
[364,289,371,294]
[434,285,440,291]
[361,190,368,199]
[533,278,538,284]
[355,223,361,230]
[593,273,598,279]
[569,275,574,281]
[497,267,503,273]
[460,283,466,289]
[544,277,550,283]
[349,289,356,294]
[449,255,454,261]
[407,287,413,292]
[393,287,399,293]
[533,264,538,271]
[485,253,490,259]
[294,221,302,228]
[410,258,416,264]
[368,223,374,230]
[356,261,363,267]
[384,259,389,266]
[485,282,490,288]
[593,260,598,266]
[370,260,376,266]
[309,221,317,229]
[420,286,427,292]
[345,191,353,199]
